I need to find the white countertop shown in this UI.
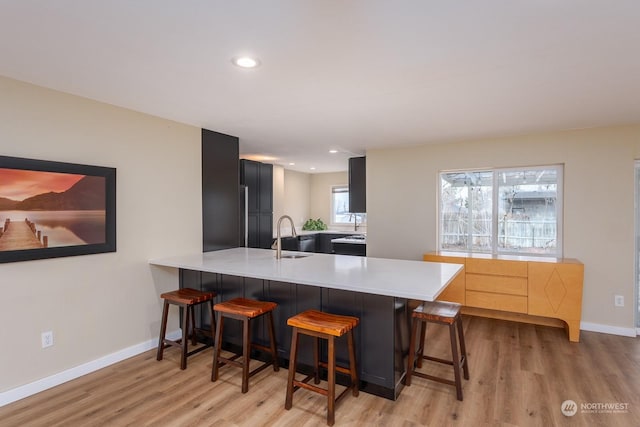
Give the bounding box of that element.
[149,247,462,301]
[331,236,366,245]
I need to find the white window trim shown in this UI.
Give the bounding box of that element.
[437,164,563,257]
[330,184,350,225]
[330,184,367,226]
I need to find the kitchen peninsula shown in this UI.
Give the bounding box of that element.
[150,248,462,399]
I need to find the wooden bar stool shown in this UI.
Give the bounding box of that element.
[405,301,469,400]
[211,297,279,393]
[156,288,216,370]
[285,310,359,426]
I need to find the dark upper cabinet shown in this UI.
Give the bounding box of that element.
[258,213,273,249]
[258,164,273,213]
[241,160,273,249]
[242,159,260,213]
[349,156,366,213]
[202,129,240,252]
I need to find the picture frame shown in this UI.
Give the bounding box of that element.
[0,155,116,263]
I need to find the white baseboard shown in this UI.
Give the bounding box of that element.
[580,321,637,338]
[0,330,181,407]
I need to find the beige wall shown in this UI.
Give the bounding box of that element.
[309,172,347,224]
[0,76,201,393]
[309,171,367,233]
[277,170,355,232]
[367,126,640,330]
[282,169,310,230]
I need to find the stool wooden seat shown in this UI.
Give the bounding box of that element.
[156,288,216,370]
[405,300,469,400]
[285,310,359,426]
[211,297,279,393]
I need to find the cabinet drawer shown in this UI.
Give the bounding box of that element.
[466,258,527,277]
[466,273,527,296]
[466,290,527,313]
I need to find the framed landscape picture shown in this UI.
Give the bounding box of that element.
[0,155,116,263]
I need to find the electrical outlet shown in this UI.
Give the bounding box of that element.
[41,331,54,348]
[614,295,624,307]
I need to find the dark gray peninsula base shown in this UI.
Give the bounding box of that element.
[181,269,410,400]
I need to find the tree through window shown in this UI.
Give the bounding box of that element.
[439,165,563,256]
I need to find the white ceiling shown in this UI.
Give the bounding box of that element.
[1,1,639,173]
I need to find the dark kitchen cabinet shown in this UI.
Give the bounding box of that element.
[332,242,366,256]
[180,269,406,400]
[297,235,317,252]
[318,233,349,254]
[278,235,317,252]
[349,156,366,213]
[241,159,273,249]
[202,129,239,252]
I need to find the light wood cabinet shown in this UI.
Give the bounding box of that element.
[466,290,528,313]
[466,274,528,297]
[423,253,466,305]
[424,252,584,342]
[528,260,584,342]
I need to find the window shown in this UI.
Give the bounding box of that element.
[439,165,563,256]
[331,185,367,225]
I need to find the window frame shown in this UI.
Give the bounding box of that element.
[438,164,563,257]
[330,184,367,226]
[330,184,351,225]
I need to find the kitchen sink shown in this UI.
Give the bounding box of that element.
[279,254,312,259]
[347,235,366,240]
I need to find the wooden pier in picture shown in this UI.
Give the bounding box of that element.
[0,218,48,251]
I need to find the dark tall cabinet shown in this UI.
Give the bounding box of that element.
[202,129,240,252]
[349,156,366,213]
[240,159,273,249]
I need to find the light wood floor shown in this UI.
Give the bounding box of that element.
[2,316,639,426]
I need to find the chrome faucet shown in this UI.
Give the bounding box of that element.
[349,213,360,231]
[275,215,297,259]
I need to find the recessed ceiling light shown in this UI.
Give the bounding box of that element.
[232,56,260,68]
[310,167,316,170]
[289,162,295,166]
[329,150,338,154]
